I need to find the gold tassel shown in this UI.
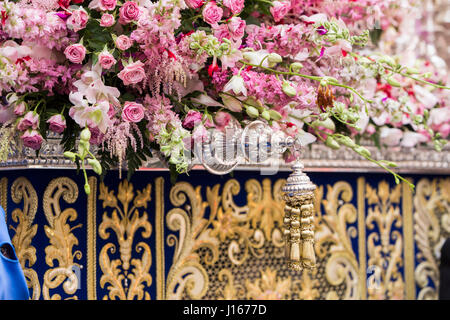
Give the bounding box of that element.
[282,160,316,271]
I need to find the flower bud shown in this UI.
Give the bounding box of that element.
[64,151,77,161]
[269,110,282,121]
[246,106,259,118]
[268,53,282,64]
[282,81,297,97]
[84,183,91,195]
[80,127,91,141]
[355,146,371,158]
[406,67,419,75]
[88,158,102,175]
[387,77,401,87]
[325,136,340,150]
[312,118,335,131]
[260,109,270,121]
[290,62,303,73]
[335,135,355,148]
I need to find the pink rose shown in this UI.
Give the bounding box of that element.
[14,102,26,116]
[47,114,67,134]
[118,61,146,85]
[64,44,86,64]
[115,35,133,50]
[17,111,39,131]
[101,0,117,10]
[182,110,203,129]
[98,51,117,69]
[185,0,204,9]
[223,0,245,14]
[202,2,223,25]
[214,111,231,130]
[227,17,246,40]
[21,130,43,150]
[88,126,105,145]
[119,1,141,25]
[88,0,115,11]
[66,8,89,32]
[270,1,291,22]
[100,13,115,27]
[122,101,145,123]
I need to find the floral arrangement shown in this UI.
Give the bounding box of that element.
[0,0,448,193]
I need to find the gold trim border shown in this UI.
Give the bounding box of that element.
[1,177,7,221]
[87,176,97,300]
[357,177,367,300]
[155,177,165,300]
[402,179,415,300]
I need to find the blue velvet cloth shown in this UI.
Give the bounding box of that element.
[0,206,29,300]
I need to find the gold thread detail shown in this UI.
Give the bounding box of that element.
[10,177,40,300]
[42,177,81,300]
[0,177,7,220]
[98,180,152,300]
[357,177,367,300]
[403,179,415,300]
[155,177,165,300]
[87,176,97,300]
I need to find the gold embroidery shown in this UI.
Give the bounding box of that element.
[87,176,97,300]
[155,177,165,300]
[414,178,450,299]
[317,181,359,299]
[402,179,415,300]
[42,177,81,300]
[10,177,40,300]
[366,180,404,300]
[98,180,152,300]
[0,177,7,219]
[245,268,291,300]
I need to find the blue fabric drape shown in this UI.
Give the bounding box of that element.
[0,206,30,300]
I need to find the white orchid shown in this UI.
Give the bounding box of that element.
[223,74,247,96]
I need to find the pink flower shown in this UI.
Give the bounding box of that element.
[202,2,223,25]
[66,8,89,32]
[98,51,117,69]
[88,126,105,145]
[119,1,141,25]
[223,0,245,14]
[100,13,115,27]
[192,124,209,143]
[270,1,291,22]
[182,110,203,129]
[214,111,232,130]
[89,0,117,11]
[21,130,43,150]
[100,0,117,11]
[227,17,246,40]
[185,0,204,9]
[17,111,39,131]
[122,101,145,122]
[115,35,133,50]
[117,61,146,85]
[14,102,26,116]
[47,114,67,134]
[64,44,86,64]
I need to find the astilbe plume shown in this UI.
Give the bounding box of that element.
[102,121,143,176]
